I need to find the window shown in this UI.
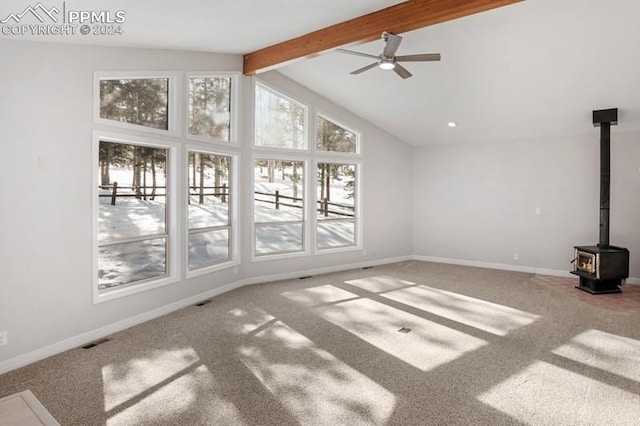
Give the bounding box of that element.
[317,116,359,154]
[99,78,169,130]
[188,76,232,141]
[188,151,232,269]
[254,83,306,150]
[254,159,305,255]
[97,140,170,290]
[317,162,358,250]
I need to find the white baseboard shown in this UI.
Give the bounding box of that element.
[411,255,574,278]
[0,279,245,376]
[0,255,412,376]
[411,255,640,284]
[241,255,413,286]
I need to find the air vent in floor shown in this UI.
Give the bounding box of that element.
[299,276,313,280]
[82,338,110,349]
[195,300,211,306]
[398,327,412,334]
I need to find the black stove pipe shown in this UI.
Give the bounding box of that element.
[592,108,618,248]
[599,122,610,247]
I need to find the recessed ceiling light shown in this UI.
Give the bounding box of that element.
[448,122,457,128]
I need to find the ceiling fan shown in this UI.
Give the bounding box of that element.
[336,31,441,79]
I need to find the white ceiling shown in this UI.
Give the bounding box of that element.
[4,0,640,146]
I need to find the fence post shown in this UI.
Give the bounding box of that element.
[221,183,227,203]
[323,198,328,217]
[275,190,280,209]
[110,182,118,206]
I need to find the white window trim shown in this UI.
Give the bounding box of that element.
[250,153,310,262]
[92,130,181,304]
[93,71,181,137]
[312,159,363,254]
[185,72,241,146]
[315,112,364,157]
[253,80,309,152]
[185,144,240,279]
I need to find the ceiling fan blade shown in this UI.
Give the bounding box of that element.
[383,33,402,57]
[393,63,412,79]
[336,48,379,60]
[350,62,379,75]
[395,53,441,62]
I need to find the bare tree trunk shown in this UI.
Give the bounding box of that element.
[142,160,147,201]
[199,153,205,204]
[268,160,275,183]
[191,153,197,200]
[325,164,331,201]
[320,165,325,201]
[214,157,221,199]
[150,154,157,200]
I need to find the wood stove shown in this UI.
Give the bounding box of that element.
[571,108,629,294]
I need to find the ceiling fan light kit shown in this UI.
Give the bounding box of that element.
[336,31,440,79]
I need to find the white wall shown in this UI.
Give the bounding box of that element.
[0,39,414,367]
[412,130,640,278]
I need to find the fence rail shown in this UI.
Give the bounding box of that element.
[99,184,353,217]
[99,183,228,205]
[254,190,354,217]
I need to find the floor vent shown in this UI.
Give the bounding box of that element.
[82,338,110,349]
[195,300,211,307]
[362,266,374,270]
[299,276,313,280]
[398,327,412,334]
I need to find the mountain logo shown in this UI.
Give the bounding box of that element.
[1,3,59,24]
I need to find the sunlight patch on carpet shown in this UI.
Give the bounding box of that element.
[106,364,226,426]
[102,348,200,412]
[238,320,396,426]
[345,276,416,293]
[552,329,640,382]
[477,361,640,425]
[380,285,539,336]
[281,284,360,307]
[314,295,487,371]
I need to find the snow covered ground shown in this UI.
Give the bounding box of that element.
[98,165,356,289]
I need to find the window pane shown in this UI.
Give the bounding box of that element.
[317,117,357,153]
[255,223,303,255]
[100,78,169,130]
[98,238,167,289]
[188,152,230,229]
[188,77,231,141]
[98,142,167,241]
[254,160,304,222]
[189,229,229,268]
[255,84,305,149]
[316,163,356,219]
[317,220,356,249]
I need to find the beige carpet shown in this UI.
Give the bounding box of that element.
[0,260,639,425]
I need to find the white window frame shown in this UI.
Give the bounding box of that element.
[315,112,363,157]
[185,145,240,278]
[185,72,240,146]
[93,71,181,136]
[313,159,363,254]
[92,130,180,304]
[253,81,309,152]
[251,153,310,261]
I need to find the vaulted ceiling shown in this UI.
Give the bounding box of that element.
[5,0,640,146]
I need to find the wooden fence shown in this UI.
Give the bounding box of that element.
[254,190,354,217]
[99,182,228,205]
[100,184,352,217]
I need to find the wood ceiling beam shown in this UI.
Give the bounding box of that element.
[243,0,522,75]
